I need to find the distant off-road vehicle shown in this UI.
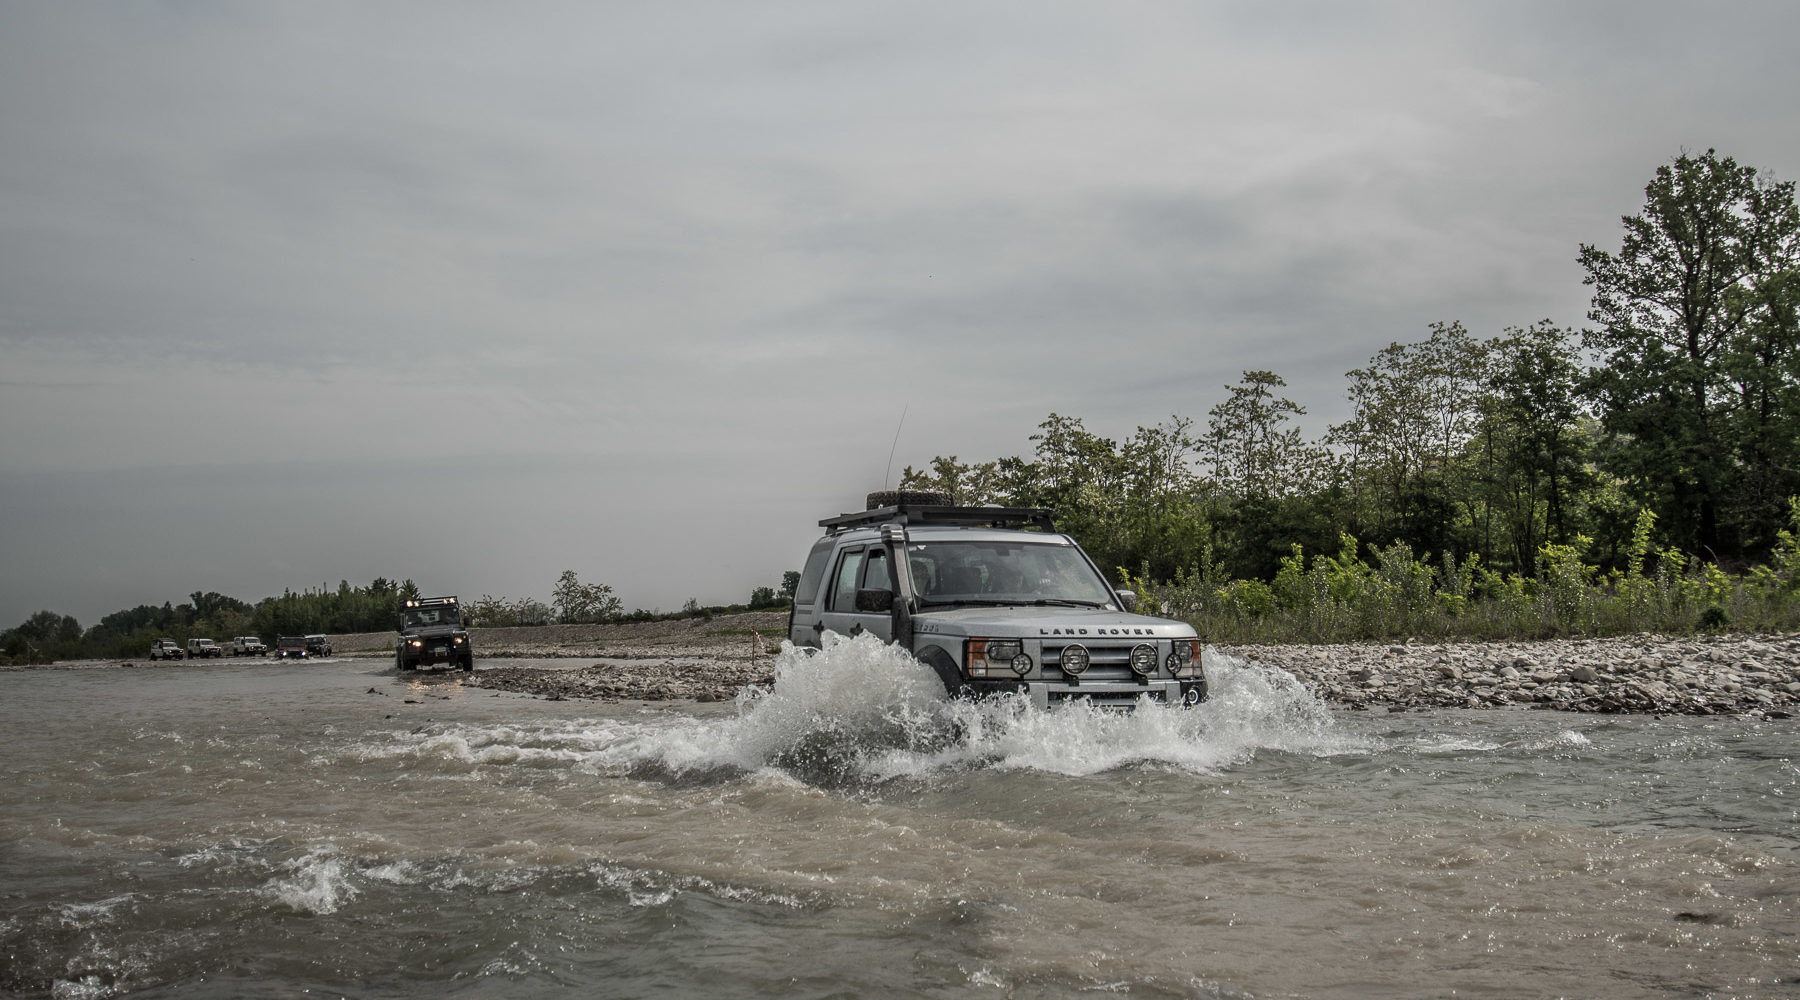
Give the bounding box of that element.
[788,492,1207,710]
[186,638,224,659]
[304,634,332,657]
[232,636,266,656]
[396,596,473,672]
[149,638,184,661]
[275,636,309,659]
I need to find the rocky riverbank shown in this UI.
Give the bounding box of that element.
[448,616,1799,716]
[1220,633,1800,717]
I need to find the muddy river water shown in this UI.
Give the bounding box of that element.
[3,637,1796,998]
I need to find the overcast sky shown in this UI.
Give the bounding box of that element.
[4,2,1799,628]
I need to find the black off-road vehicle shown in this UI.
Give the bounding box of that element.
[396,596,473,672]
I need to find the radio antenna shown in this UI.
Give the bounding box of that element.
[884,403,908,488]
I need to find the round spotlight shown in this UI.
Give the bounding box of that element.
[1130,643,1157,676]
[1060,644,1089,675]
[1010,653,1033,676]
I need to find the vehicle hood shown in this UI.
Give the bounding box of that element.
[403,625,467,639]
[909,605,1196,640]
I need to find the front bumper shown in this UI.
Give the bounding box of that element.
[968,677,1206,710]
[400,638,469,665]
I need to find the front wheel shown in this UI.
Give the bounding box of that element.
[460,654,474,672]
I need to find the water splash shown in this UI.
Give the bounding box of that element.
[578,634,1362,785]
[264,847,359,915]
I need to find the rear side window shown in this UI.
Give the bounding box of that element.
[792,539,835,606]
[829,548,867,611]
[863,548,891,591]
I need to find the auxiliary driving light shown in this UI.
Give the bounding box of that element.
[1130,643,1158,676]
[1060,644,1089,675]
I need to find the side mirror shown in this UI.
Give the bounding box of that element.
[854,588,895,613]
[1116,589,1138,613]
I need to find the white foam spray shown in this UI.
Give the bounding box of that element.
[572,633,1367,785]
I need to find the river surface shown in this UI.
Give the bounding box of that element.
[3,637,1796,999]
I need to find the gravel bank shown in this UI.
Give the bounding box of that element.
[1221,633,1800,716]
[445,616,1798,716]
[38,614,1793,715]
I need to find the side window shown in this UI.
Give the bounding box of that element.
[793,539,835,606]
[863,548,891,592]
[829,548,866,611]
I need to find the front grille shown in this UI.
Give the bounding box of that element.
[1045,641,1156,682]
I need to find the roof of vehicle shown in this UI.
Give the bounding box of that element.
[826,523,1078,547]
[821,503,1057,535]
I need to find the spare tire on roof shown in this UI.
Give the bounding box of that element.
[866,489,954,510]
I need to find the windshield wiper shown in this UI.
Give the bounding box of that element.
[1028,598,1107,608]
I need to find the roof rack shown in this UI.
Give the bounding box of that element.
[820,504,1057,534]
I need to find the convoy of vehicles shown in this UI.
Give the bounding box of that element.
[185,638,224,659]
[396,596,473,672]
[787,492,1207,710]
[120,495,1198,709]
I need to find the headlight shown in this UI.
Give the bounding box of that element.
[966,638,1025,678]
[1060,644,1089,675]
[453,636,465,644]
[1130,643,1157,676]
[409,639,422,648]
[1167,640,1201,678]
[1010,653,1033,675]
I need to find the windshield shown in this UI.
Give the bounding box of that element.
[402,607,462,629]
[907,539,1116,607]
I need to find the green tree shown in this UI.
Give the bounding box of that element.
[1580,148,1800,556]
[1464,322,1593,571]
[1203,370,1322,500]
[551,570,623,624]
[1329,322,1488,556]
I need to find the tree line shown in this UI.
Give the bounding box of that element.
[898,150,1800,639]
[2,570,798,665]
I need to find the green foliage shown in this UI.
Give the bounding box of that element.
[463,595,553,627]
[551,570,623,624]
[1580,148,1800,558]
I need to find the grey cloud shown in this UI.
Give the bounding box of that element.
[4,2,1800,626]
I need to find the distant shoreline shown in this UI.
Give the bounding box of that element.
[10,612,1796,717]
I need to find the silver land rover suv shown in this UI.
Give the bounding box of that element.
[788,493,1206,709]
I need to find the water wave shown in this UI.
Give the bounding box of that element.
[263,846,359,915]
[553,634,1367,785]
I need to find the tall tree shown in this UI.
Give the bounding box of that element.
[1328,322,1487,554]
[1203,370,1319,499]
[551,570,623,624]
[1580,148,1800,556]
[1466,322,1592,570]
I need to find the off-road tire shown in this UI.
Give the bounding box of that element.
[460,655,474,672]
[865,489,954,510]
